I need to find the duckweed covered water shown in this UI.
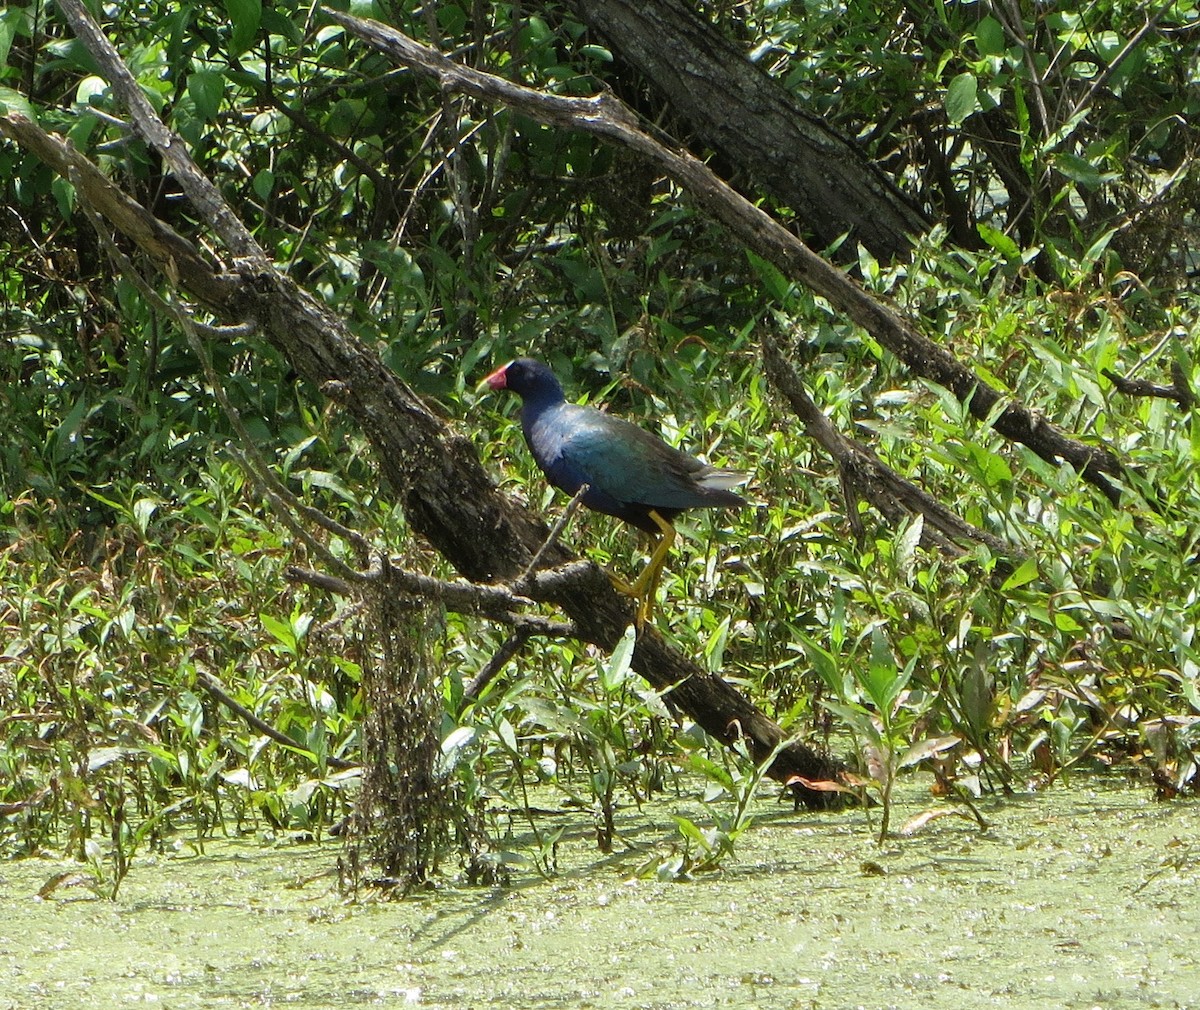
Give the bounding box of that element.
[1,777,1196,1009]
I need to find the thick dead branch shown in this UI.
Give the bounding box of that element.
[563,0,929,259]
[762,335,1018,560]
[322,7,1125,504]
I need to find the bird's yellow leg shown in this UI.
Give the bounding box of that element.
[625,510,675,626]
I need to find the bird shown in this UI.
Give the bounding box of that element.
[477,357,747,624]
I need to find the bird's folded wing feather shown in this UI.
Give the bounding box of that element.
[548,405,738,508]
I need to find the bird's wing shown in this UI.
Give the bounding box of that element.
[545,404,731,509]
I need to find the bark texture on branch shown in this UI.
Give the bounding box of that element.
[563,0,929,260]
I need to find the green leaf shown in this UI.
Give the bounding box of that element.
[75,75,109,107]
[252,168,275,201]
[1013,82,1032,171]
[966,443,1013,488]
[819,698,882,743]
[0,86,35,119]
[187,70,224,122]
[132,497,159,535]
[862,630,909,714]
[798,634,841,695]
[945,72,978,126]
[261,9,302,43]
[0,14,16,70]
[746,250,791,304]
[977,222,1020,261]
[496,717,518,754]
[224,0,262,57]
[895,514,923,583]
[976,16,1005,56]
[961,652,993,735]
[1052,152,1115,188]
[1000,557,1039,591]
[899,735,960,769]
[259,612,295,651]
[51,177,75,219]
[1080,227,1117,270]
[1182,676,1200,714]
[293,468,358,502]
[1053,611,1085,633]
[703,615,730,674]
[672,814,712,852]
[600,625,636,692]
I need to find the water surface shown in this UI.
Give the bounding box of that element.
[2,777,1196,1009]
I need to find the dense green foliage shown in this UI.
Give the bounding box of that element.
[1,0,1198,888]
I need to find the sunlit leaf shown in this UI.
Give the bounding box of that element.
[187,70,224,122]
[899,735,961,768]
[945,72,978,125]
[1001,557,1040,591]
[976,16,1005,56]
[601,625,636,691]
[224,0,262,57]
[1053,152,1117,188]
[977,222,1020,260]
[899,808,972,835]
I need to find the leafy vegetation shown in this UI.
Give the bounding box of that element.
[1,0,1198,891]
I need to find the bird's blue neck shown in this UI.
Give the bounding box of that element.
[518,379,566,427]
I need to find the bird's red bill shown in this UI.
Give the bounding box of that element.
[480,364,509,390]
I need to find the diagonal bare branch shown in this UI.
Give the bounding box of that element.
[762,333,1020,560]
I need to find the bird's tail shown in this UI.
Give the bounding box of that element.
[697,467,749,491]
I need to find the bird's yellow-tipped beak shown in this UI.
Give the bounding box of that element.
[475,364,508,395]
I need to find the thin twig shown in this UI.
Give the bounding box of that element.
[463,627,534,701]
[196,672,360,771]
[513,483,590,593]
[285,561,579,636]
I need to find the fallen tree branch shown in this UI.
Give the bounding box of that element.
[321,7,1125,504]
[762,334,1019,561]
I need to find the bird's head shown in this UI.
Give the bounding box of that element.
[477,358,564,402]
